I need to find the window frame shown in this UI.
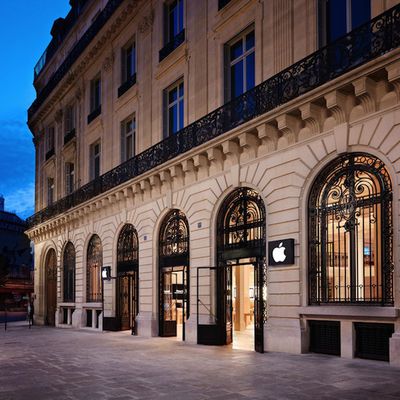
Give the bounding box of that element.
[90,74,101,113]
[224,26,255,102]
[47,177,55,206]
[164,79,184,138]
[65,162,75,195]
[90,141,101,180]
[121,39,136,84]
[164,0,185,45]
[121,115,136,163]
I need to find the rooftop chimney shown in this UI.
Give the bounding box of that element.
[0,195,4,212]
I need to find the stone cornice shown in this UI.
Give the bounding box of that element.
[26,53,400,242]
[28,0,141,130]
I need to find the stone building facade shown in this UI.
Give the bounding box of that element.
[27,0,400,365]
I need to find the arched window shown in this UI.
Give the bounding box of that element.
[217,187,266,256]
[87,235,102,302]
[117,224,138,265]
[159,210,189,258]
[308,153,393,305]
[63,242,75,302]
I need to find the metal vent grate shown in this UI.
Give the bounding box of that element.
[309,320,341,356]
[355,323,394,361]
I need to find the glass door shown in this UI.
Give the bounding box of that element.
[117,270,138,331]
[160,266,188,338]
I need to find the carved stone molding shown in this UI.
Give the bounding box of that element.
[139,9,154,34]
[102,52,114,72]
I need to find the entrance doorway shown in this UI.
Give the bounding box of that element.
[117,271,138,331]
[116,224,139,332]
[230,261,255,351]
[197,187,266,353]
[158,210,190,341]
[160,266,188,339]
[45,249,57,326]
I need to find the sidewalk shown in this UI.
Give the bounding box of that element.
[1,326,400,400]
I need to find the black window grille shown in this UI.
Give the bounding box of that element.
[308,153,393,305]
[63,242,75,302]
[117,224,138,266]
[355,323,394,361]
[309,320,341,356]
[217,187,266,256]
[159,210,189,259]
[87,234,102,302]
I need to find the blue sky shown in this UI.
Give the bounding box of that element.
[0,1,71,219]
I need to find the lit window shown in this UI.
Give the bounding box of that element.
[121,116,136,162]
[165,80,184,137]
[308,153,393,305]
[225,28,255,101]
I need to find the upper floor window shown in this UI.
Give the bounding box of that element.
[160,0,185,61]
[45,126,55,160]
[121,116,136,162]
[64,104,76,135]
[319,0,371,46]
[225,28,255,102]
[165,0,184,44]
[308,153,393,306]
[88,74,101,123]
[65,162,75,195]
[90,141,101,180]
[118,41,137,97]
[122,41,136,83]
[164,80,184,137]
[46,126,55,151]
[47,177,55,206]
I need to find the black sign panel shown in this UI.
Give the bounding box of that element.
[268,239,295,266]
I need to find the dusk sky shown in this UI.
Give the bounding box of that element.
[0,1,71,219]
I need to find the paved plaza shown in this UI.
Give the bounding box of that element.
[1,324,400,400]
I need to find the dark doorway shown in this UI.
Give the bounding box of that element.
[116,224,139,331]
[159,210,189,341]
[45,249,57,326]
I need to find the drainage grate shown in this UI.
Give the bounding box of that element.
[355,323,394,362]
[309,320,341,356]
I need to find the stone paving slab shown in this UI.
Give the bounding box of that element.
[0,325,400,399]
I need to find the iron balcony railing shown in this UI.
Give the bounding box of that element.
[29,0,123,119]
[27,5,400,228]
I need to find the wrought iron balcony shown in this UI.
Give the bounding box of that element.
[64,128,76,145]
[218,0,232,10]
[159,29,186,62]
[45,148,55,161]
[87,106,101,124]
[118,73,137,98]
[29,0,124,119]
[27,5,400,228]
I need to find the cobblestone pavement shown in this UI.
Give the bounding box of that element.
[1,325,400,400]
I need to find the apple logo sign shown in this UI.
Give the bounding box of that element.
[268,239,294,266]
[272,242,286,263]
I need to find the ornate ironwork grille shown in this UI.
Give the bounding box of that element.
[63,242,75,302]
[308,153,393,305]
[159,210,189,259]
[87,235,103,302]
[159,210,190,326]
[217,187,266,254]
[117,224,138,265]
